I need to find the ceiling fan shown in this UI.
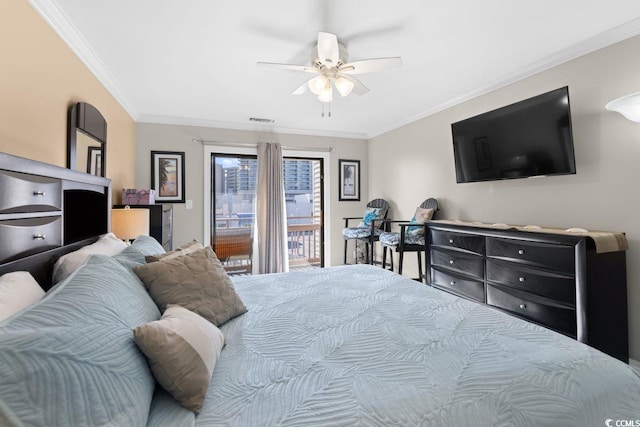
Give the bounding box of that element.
[257,32,402,103]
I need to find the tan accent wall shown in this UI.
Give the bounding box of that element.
[0,1,135,202]
[369,35,640,361]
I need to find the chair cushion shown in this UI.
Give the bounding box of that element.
[357,207,387,228]
[343,228,384,239]
[380,231,426,247]
[406,207,435,235]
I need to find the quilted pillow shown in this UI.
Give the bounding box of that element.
[134,304,225,413]
[0,255,160,426]
[357,207,387,228]
[130,235,166,256]
[133,246,247,326]
[406,207,435,235]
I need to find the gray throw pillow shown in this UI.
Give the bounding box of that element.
[145,239,203,263]
[133,304,225,413]
[133,246,247,326]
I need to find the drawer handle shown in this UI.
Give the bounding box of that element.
[450,281,456,286]
[33,234,46,240]
[449,259,454,265]
[448,239,454,244]
[519,277,526,283]
[33,191,46,197]
[518,249,525,255]
[519,304,526,309]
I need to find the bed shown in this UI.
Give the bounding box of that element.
[1,152,639,426]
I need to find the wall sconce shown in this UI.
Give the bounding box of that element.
[605,92,640,122]
[111,205,149,244]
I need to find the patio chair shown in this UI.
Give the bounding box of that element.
[342,198,390,265]
[380,198,438,281]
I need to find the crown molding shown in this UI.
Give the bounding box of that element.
[28,0,138,119]
[27,1,640,140]
[366,17,640,139]
[137,114,368,140]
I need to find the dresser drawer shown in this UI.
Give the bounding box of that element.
[0,216,62,263]
[430,247,484,279]
[431,267,485,302]
[430,229,484,255]
[0,170,61,214]
[486,284,576,337]
[486,237,574,273]
[486,259,575,305]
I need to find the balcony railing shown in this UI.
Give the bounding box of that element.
[212,215,321,273]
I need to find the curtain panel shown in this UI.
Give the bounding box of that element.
[255,142,289,274]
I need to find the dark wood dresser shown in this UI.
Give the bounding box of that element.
[114,204,172,251]
[425,221,628,362]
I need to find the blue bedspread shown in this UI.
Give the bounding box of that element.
[150,265,640,427]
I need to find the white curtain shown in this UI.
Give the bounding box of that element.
[255,142,289,274]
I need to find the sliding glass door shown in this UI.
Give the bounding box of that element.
[210,153,324,273]
[283,157,324,268]
[211,154,257,274]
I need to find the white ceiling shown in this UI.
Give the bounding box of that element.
[31,0,640,139]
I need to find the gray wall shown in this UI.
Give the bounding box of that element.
[135,123,369,266]
[369,35,640,362]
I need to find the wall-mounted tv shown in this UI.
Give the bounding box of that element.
[451,86,576,183]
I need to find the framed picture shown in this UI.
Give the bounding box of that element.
[339,159,360,201]
[151,151,185,203]
[87,146,102,176]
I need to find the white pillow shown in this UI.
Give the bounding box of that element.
[0,271,45,321]
[52,233,127,283]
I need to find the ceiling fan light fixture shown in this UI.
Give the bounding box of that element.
[308,75,328,95]
[335,76,355,97]
[318,86,333,103]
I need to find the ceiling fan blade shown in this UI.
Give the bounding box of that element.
[257,62,319,73]
[340,75,369,96]
[317,32,339,67]
[340,57,402,74]
[292,80,310,95]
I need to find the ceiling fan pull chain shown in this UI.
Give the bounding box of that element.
[328,102,332,118]
[321,103,325,118]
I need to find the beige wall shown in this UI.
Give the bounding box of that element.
[369,35,640,361]
[0,1,135,201]
[135,123,369,266]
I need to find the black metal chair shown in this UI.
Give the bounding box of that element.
[342,198,390,265]
[380,198,438,281]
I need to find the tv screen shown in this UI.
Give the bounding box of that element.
[451,87,576,183]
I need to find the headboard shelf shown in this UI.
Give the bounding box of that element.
[0,151,111,290]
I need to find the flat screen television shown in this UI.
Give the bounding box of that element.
[451,87,576,183]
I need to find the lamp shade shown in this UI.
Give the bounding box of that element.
[334,76,354,97]
[605,92,640,122]
[112,206,149,241]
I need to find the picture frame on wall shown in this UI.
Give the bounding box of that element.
[151,151,185,203]
[339,159,360,201]
[87,146,102,176]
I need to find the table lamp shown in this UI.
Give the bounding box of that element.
[111,205,150,244]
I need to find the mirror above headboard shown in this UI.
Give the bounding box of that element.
[67,102,107,177]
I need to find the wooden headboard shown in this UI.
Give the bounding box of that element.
[0,152,111,290]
